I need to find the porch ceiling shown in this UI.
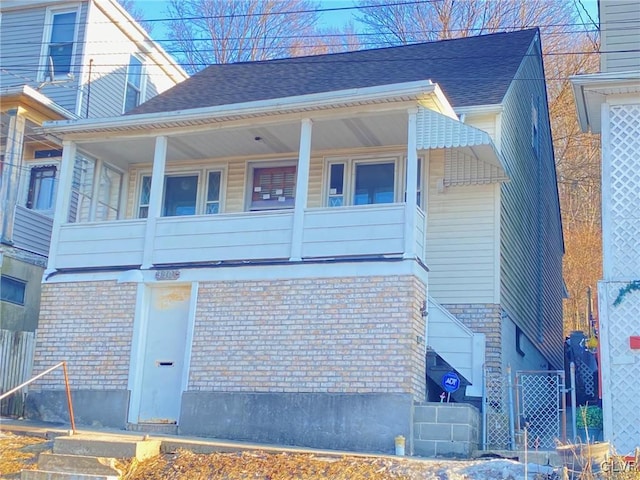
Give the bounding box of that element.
[75,110,410,169]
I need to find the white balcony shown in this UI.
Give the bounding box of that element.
[51,204,424,270]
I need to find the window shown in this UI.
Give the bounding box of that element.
[1,276,26,306]
[327,163,344,207]
[44,10,77,79]
[96,164,122,221]
[68,154,95,223]
[137,170,223,218]
[325,156,404,207]
[354,162,395,205]
[124,56,144,113]
[532,96,540,157]
[27,165,57,211]
[163,175,198,216]
[61,151,123,223]
[250,165,296,210]
[206,171,221,214]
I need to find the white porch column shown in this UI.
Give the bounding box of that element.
[0,108,26,244]
[404,108,419,259]
[45,140,77,275]
[290,118,313,261]
[141,136,168,269]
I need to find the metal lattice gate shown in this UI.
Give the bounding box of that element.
[516,370,566,449]
[484,369,566,450]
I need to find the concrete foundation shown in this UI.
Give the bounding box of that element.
[26,390,129,429]
[179,391,414,454]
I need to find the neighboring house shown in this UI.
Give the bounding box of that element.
[571,0,640,454]
[29,28,563,454]
[0,0,188,333]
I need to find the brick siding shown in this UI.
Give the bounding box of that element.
[32,274,426,400]
[190,275,426,399]
[33,281,137,390]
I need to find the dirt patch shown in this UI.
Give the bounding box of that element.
[0,432,52,479]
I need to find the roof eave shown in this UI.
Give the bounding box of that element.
[42,80,439,135]
[570,71,640,133]
[1,85,78,121]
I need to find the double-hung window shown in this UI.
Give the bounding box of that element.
[124,56,144,113]
[44,9,77,80]
[137,169,223,218]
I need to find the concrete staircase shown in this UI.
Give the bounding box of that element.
[21,433,161,480]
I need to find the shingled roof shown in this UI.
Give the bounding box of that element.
[131,28,539,115]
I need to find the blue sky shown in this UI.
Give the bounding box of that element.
[133,0,600,42]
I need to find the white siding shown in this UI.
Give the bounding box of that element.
[426,151,498,304]
[600,0,640,73]
[13,206,53,256]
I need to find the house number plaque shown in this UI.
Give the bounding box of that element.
[155,270,181,281]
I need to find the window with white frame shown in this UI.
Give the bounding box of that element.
[68,153,123,223]
[43,9,77,80]
[249,164,296,211]
[96,164,123,221]
[137,169,223,218]
[124,55,144,113]
[325,156,405,207]
[68,154,95,223]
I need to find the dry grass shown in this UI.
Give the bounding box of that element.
[0,432,52,479]
[121,449,428,480]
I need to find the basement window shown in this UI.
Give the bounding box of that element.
[1,276,26,306]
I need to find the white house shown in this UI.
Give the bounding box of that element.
[571,0,640,455]
[28,29,564,454]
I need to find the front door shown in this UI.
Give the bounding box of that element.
[138,286,191,423]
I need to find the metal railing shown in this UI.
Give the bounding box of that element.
[0,361,76,433]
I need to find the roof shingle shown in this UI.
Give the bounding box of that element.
[130,28,538,115]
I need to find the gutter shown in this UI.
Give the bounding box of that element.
[42,80,438,134]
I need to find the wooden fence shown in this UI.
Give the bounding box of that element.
[0,329,35,417]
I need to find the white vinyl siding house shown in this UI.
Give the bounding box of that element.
[599,0,640,73]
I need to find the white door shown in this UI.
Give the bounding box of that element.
[138,286,191,423]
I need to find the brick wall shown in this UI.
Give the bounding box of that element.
[32,274,427,400]
[33,281,137,390]
[443,304,502,375]
[190,275,427,400]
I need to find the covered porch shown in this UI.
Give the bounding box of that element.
[43,81,504,273]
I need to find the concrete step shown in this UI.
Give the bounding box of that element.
[21,470,118,480]
[126,422,178,436]
[53,434,160,461]
[37,453,121,476]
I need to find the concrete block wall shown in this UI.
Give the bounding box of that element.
[414,402,481,457]
[444,303,502,374]
[191,275,427,399]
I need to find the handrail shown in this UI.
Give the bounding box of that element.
[0,361,76,434]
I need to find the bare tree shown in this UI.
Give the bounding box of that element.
[117,0,154,34]
[164,0,321,72]
[356,0,574,44]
